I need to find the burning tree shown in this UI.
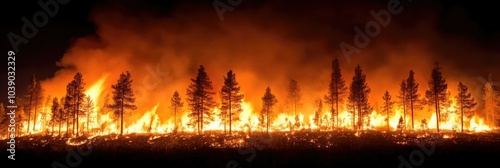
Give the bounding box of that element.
[83,96,95,135]
[261,86,278,135]
[50,97,60,136]
[348,65,371,130]
[187,65,216,135]
[314,100,323,130]
[57,99,65,136]
[65,72,86,136]
[108,71,137,136]
[382,91,395,131]
[324,58,347,129]
[63,96,72,137]
[41,95,52,133]
[32,75,45,133]
[170,91,183,132]
[287,79,302,128]
[24,74,44,134]
[456,82,477,132]
[406,70,421,130]
[425,62,448,133]
[483,82,500,127]
[397,80,408,130]
[219,70,244,134]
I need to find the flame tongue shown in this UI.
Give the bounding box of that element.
[126,104,162,134]
[85,74,109,106]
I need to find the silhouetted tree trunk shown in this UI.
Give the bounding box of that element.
[398,80,407,130]
[170,91,184,133]
[50,97,59,136]
[261,87,278,135]
[325,58,347,129]
[186,65,216,135]
[32,80,44,133]
[406,70,420,130]
[108,71,137,136]
[425,62,448,133]
[456,82,477,132]
[382,91,394,131]
[348,65,371,130]
[65,72,85,136]
[63,96,71,137]
[287,79,302,130]
[25,74,37,135]
[220,70,244,135]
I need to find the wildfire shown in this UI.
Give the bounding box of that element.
[368,110,386,130]
[11,75,497,140]
[470,116,492,132]
[84,74,109,108]
[126,103,166,134]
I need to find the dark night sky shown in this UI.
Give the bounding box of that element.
[1,0,499,106]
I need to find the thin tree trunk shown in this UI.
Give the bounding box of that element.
[59,113,62,136]
[403,93,406,131]
[174,106,177,132]
[197,98,200,135]
[225,112,227,134]
[229,94,232,134]
[73,98,76,136]
[410,95,414,130]
[28,96,32,134]
[330,106,334,130]
[266,104,269,135]
[358,105,362,130]
[386,103,390,132]
[352,104,356,130]
[51,120,54,136]
[87,107,90,135]
[66,113,69,137]
[121,92,124,136]
[336,96,339,129]
[435,92,440,133]
[76,99,80,136]
[460,100,464,133]
[33,101,38,132]
[335,83,338,129]
[201,99,204,134]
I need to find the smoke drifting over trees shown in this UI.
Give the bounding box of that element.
[30,0,499,126]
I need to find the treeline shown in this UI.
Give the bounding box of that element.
[175,61,500,135]
[1,61,499,138]
[321,60,497,133]
[0,71,137,137]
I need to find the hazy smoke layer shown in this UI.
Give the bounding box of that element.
[41,0,500,122]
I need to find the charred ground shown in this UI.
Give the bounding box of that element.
[3,131,500,168]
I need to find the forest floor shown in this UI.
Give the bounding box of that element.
[2,130,500,168]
